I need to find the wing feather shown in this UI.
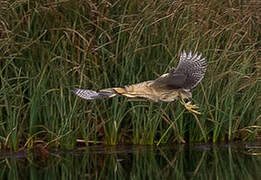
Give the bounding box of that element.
[151,50,206,89]
[73,88,115,100]
[174,50,207,89]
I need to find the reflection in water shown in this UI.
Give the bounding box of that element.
[1,144,261,179]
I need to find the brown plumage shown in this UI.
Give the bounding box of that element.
[73,50,207,114]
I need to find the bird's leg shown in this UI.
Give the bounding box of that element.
[179,99,201,115]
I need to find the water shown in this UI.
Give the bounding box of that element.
[1,143,261,179]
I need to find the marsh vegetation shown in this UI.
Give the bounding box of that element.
[0,0,260,150]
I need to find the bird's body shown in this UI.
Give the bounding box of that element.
[99,80,192,102]
[73,50,207,114]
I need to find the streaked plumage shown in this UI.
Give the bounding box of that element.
[73,50,207,113]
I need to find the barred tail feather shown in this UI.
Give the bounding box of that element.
[73,88,116,100]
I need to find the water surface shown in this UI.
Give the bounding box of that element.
[1,143,261,179]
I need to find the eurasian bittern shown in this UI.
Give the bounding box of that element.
[73,50,207,114]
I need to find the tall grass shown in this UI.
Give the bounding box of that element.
[0,0,260,150]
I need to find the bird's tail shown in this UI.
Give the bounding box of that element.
[73,88,116,100]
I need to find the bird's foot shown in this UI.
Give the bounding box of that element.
[180,100,201,115]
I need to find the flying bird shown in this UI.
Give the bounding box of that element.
[73,50,207,114]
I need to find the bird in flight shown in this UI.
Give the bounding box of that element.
[73,50,207,114]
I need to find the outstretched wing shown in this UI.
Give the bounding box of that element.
[174,50,207,89]
[151,50,206,89]
[73,88,115,100]
[150,72,187,89]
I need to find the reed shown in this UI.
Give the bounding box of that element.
[0,0,260,150]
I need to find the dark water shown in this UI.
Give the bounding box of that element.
[1,143,261,179]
